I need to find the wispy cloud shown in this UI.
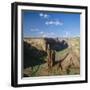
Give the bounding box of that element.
[30,28,39,32]
[39,31,56,37]
[39,13,43,17]
[45,20,63,26]
[63,31,71,37]
[39,13,63,26]
[39,31,44,34]
[39,13,49,19]
[39,31,46,37]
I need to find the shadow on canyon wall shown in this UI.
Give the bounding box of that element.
[23,41,47,69]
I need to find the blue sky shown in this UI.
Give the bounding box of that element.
[22,10,80,38]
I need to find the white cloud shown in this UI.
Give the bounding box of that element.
[44,14,48,18]
[45,21,53,25]
[39,13,49,19]
[63,31,71,37]
[45,20,63,26]
[39,13,43,17]
[40,32,55,38]
[39,31,44,34]
[39,31,46,37]
[45,22,49,25]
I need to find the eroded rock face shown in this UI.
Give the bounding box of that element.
[59,51,80,72]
